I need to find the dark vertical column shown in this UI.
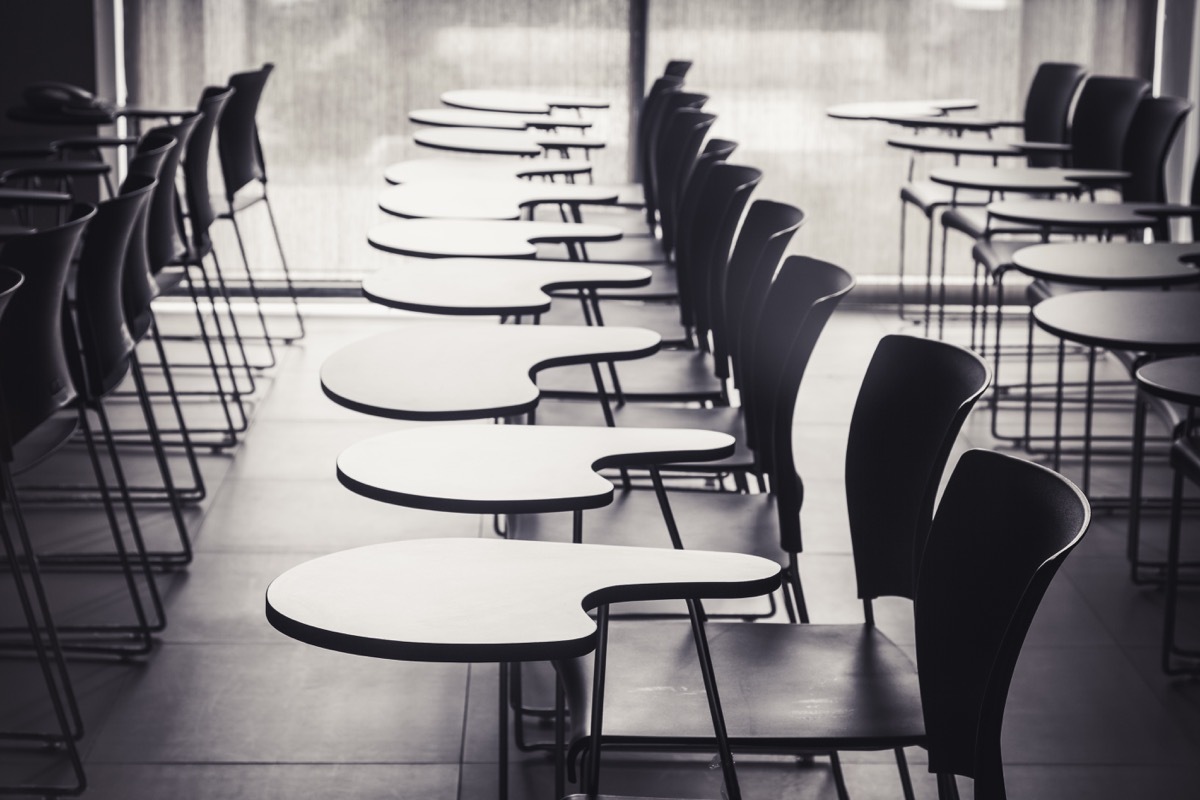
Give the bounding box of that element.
[0,0,103,200]
[628,0,648,182]
[1159,0,1197,217]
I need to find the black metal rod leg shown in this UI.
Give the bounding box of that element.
[686,597,742,800]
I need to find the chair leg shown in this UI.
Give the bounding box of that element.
[262,191,306,342]
[148,318,208,499]
[86,403,167,636]
[224,208,279,367]
[129,353,193,567]
[1,465,86,742]
[897,199,909,321]
[203,249,264,388]
[788,553,810,623]
[829,751,850,800]
[0,498,86,796]
[894,747,917,800]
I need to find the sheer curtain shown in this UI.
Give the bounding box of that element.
[125,0,1150,281]
[646,0,1153,280]
[125,0,633,280]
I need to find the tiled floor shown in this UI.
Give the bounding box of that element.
[2,303,1198,799]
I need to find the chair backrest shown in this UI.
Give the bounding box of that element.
[1191,154,1200,242]
[651,98,711,252]
[916,449,1089,798]
[1068,75,1149,170]
[672,138,737,324]
[747,256,855,554]
[0,268,24,460]
[663,60,692,78]
[634,76,684,215]
[1120,95,1191,205]
[70,176,156,399]
[0,205,94,447]
[719,200,806,386]
[1022,62,1087,167]
[183,85,236,251]
[123,131,177,340]
[685,163,762,343]
[218,63,274,199]
[140,114,201,271]
[845,336,990,601]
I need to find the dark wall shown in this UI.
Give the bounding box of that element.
[0,0,99,139]
[0,1,101,186]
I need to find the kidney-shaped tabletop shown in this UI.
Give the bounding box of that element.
[929,166,1129,194]
[320,323,660,420]
[409,108,593,130]
[362,258,652,315]
[987,200,1183,230]
[825,98,977,120]
[415,128,606,157]
[378,179,619,220]
[441,90,610,114]
[336,424,736,514]
[368,219,623,258]
[266,538,780,663]
[383,157,593,185]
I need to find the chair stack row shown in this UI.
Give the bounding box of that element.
[851,61,1200,678]
[279,61,1095,800]
[0,63,301,795]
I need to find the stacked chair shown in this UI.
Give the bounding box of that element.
[865,61,1200,683]
[288,60,1097,800]
[0,65,302,794]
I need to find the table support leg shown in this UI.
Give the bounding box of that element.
[498,661,509,800]
[1127,392,1148,580]
[687,597,742,800]
[1053,340,1066,473]
[1082,346,1096,496]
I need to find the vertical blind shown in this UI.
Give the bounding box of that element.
[125,0,1150,281]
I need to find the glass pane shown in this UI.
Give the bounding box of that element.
[126,0,632,280]
[646,0,1150,279]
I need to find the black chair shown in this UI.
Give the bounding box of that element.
[0,266,87,798]
[216,63,305,346]
[135,115,256,448]
[561,446,1087,800]
[537,199,807,487]
[516,255,856,625]
[65,177,195,569]
[537,160,759,405]
[896,62,1087,321]
[1164,431,1200,676]
[0,206,163,655]
[974,94,1192,447]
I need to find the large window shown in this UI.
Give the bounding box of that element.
[126,0,1152,282]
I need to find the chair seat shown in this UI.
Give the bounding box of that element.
[512,487,781,561]
[10,413,81,475]
[941,206,990,239]
[971,238,1036,276]
[532,402,754,472]
[1171,436,1200,484]
[540,237,665,265]
[899,180,955,215]
[569,205,653,237]
[944,206,1040,240]
[585,263,678,300]
[537,348,722,402]
[603,181,646,208]
[538,299,687,346]
[154,266,188,294]
[564,620,924,752]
